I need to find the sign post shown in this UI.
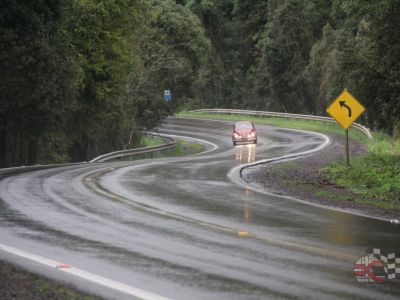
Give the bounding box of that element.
[345,128,350,166]
[326,89,365,166]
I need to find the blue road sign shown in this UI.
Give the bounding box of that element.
[164,89,172,102]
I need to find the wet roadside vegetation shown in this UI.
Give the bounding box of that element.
[323,134,400,210]
[111,139,205,162]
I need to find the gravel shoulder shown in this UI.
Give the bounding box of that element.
[242,134,400,221]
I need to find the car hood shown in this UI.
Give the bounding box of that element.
[236,129,252,136]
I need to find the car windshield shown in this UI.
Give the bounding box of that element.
[235,123,252,130]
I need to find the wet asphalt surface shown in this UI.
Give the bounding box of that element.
[0,118,399,300]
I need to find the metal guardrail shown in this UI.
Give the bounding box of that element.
[0,133,176,171]
[0,163,84,179]
[190,109,373,139]
[90,132,176,163]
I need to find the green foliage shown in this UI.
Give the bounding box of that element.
[140,136,164,147]
[62,0,144,161]
[324,135,400,207]
[0,0,72,166]
[253,0,331,113]
[112,139,205,161]
[304,0,400,133]
[0,0,211,166]
[185,0,400,137]
[131,0,211,116]
[2,0,400,167]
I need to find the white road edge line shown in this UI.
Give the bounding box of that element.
[0,243,172,300]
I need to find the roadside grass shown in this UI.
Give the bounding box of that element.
[177,111,400,211]
[140,135,164,147]
[172,140,205,156]
[314,190,335,199]
[112,139,205,162]
[322,134,400,209]
[176,111,368,144]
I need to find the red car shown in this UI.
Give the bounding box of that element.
[232,121,257,146]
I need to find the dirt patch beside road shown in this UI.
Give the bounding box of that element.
[242,134,400,221]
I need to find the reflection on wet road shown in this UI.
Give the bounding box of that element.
[0,118,399,300]
[235,144,257,164]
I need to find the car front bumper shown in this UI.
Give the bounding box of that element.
[232,137,257,144]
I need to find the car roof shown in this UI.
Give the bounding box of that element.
[234,121,252,124]
[234,121,253,126]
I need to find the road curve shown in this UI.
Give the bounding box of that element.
[0,118,399,300]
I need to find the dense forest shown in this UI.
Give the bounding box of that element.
[185,0,400,133]
[1,0,399,167]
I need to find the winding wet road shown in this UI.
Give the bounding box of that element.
[0,118,399,299]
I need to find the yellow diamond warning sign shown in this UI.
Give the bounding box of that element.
[326,90,365,129]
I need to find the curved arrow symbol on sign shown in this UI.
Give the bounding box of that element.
[339,101,352,117]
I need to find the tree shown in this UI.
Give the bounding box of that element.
[0,0,72,166]
[305,0,400,133]
[253,0,331,113]
[343,0,400,132]
[128,0,211,113]
[61,0,146,160]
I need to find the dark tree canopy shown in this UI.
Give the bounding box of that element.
[186,0,400,135]
[0,0,210,166]
[1,0,399,167]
